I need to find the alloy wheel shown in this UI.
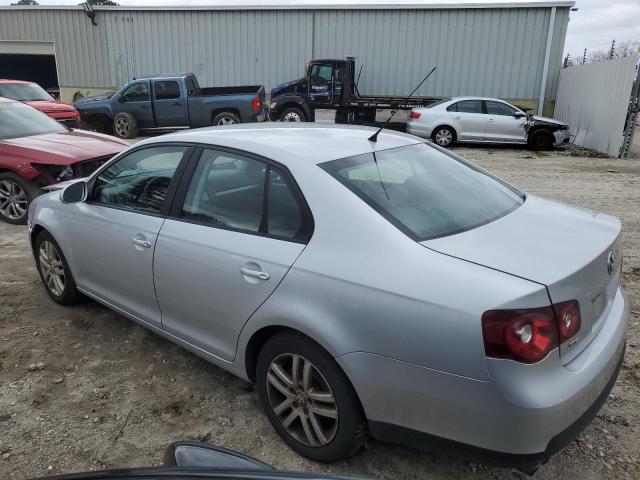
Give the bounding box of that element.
[283,112,302,122]
[435,129,453,146]
[114,117,129,137]
[266,353,338,447]
[0,180,28,220]
[39,240,65,297]
[217,116,237,125]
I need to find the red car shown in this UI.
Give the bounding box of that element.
[0,97,129,224]
[0,79,83,128]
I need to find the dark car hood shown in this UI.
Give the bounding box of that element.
[24,100,77,114]
[271,78,303,97]
[74,92,116,107]
[0,130,128,165]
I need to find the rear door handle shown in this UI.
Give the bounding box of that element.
[488,119,495,122]
[240,266,270,281]
[131,237,151,248]
[453,116,461,120]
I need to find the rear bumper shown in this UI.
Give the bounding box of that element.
[406,122,432,139]
[338,286,628,466]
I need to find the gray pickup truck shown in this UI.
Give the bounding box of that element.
[74,73,265,139]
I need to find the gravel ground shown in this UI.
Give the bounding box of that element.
[1,131,639,480]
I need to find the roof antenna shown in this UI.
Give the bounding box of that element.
[368,66,437,142]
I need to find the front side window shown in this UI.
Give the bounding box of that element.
[154,81,181,100]
[180,149,309,241]
[121,82,149,103]
[310,64,333,82]
[92,145,187,214]
[321,143,523,241]
[448,100,483,114]
[485,101,518,116]
[0,102,66,140]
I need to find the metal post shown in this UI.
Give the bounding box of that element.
[620,65,640,158]
[537,6,556,116]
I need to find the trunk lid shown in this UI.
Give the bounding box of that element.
[422,195,622,363]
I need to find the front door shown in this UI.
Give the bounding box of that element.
[118,80,154,128]
[154,147,312,361]
[152,80,188,127]
[484,100,527,142]
[66,144,191,327]
[447,99,486,140]
[307,63,334,105]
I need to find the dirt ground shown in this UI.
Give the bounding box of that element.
[1,131,639,480]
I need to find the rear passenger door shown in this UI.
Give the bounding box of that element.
[446,100,486,141]
[152,80,188,127]
[153,147,313,361]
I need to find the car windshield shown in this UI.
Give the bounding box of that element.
[0,102,67,140]
[0,83,53,102]
[321,143,524,240]
[425,97,452,108]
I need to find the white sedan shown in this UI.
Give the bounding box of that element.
[407,96,570,150]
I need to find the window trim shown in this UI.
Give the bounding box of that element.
[153,80,182,101]
[168,144,315,245]
[85,143,197,218]
[447,99,484,115]
[120,80,151,104]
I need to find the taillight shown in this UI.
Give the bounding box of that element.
[554,300,581,342]
[482,301,581,363]
[410,111,421,119]
[251,97,261,112]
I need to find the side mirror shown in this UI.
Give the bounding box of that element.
[61,181,87,204]
[163,442,274,471]
[513,111,526,118]
[117,94,124,103]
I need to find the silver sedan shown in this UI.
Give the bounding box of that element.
[407,96,571,150]
[28,124,627,473]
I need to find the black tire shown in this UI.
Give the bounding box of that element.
[34,230,83,306]
[280,107,306,122]
[528,129,554,151]
[0,172,40,225]
[431,126,456,147]
[113,112,138,139]
[213,111,241,126]
[256,332,366,463]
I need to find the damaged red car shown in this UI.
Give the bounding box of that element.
[0,97,128,224]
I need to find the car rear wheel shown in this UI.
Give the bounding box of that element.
[35,230,82,305]
[0,172,39,225]
[281,107,306,122]
[113,112,138,139]
[213,112,241,126]
[432,126,455,147]
[256,332,366,462]
[528,130,554,150]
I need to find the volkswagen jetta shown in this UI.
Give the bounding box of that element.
[28,124,627,472]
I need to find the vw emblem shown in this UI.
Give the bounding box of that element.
[607,251,615,275]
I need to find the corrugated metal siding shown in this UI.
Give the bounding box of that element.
[0,7,569,100]
[554,56,638,156]
[0,10,112,87]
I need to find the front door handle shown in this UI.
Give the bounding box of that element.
[131,237,151,248]
[488,118,495,122]
[240,266,270,281]
[453,116,461,120]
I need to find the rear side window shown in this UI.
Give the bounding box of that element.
[447,100,483,114]
[321,143,523,241]
[154,81,181,100]
[179,149,311,242]
[485,101,518,116]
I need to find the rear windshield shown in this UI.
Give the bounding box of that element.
[425,97,451,108]
[321,143,524,241]
[0,102,67,140]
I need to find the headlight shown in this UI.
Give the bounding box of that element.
[56,165,74,181]
[270,101,278,109]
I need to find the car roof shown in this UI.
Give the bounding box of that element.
[137,123,424,165]
[0,79,33,85]
[135,73,192,80]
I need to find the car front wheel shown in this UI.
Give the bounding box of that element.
[432,126,456,147]
[528,130,554,150]
[0,172,39,225]
[35,230,83,305]
[256,332,366,462]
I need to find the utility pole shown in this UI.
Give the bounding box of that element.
[609,39,616,59]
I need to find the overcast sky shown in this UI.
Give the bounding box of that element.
[1,0,639,59]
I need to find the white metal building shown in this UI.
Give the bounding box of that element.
[0,0,574,114]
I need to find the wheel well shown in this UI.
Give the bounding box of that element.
[30,224,45,257]
[432,124,457,140]
[528,126,555,136]
[211,108,241,121]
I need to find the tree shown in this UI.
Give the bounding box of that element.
[11,0,39,5]
[81,0,119,5]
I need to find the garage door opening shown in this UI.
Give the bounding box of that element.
[0,53,59,96]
